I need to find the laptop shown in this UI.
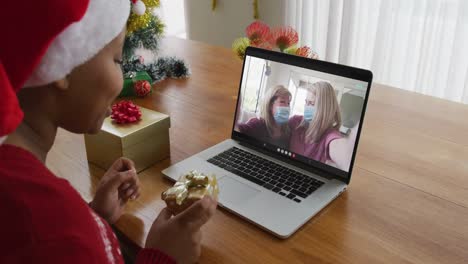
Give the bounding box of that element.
[162,47,373,238]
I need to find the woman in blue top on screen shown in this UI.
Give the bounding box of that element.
[237,85,292,149]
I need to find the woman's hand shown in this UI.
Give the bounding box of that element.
[145,197,217,264]
[90,157,140,224]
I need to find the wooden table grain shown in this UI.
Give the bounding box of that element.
[47,37,468,264]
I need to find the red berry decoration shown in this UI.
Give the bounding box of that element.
[111,100,142,124]
[134,80,151,97]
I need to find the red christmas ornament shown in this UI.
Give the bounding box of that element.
[111,100,142,124]
[134,80,151,97]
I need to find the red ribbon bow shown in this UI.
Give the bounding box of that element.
[111,100,142,124]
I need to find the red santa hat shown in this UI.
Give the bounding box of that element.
[0,0,130,142]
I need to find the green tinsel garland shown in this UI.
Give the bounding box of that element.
[122,57,191,84]
[123,17,165,61]
[123,1,190,88]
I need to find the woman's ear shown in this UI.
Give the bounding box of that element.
[53,76,70,91]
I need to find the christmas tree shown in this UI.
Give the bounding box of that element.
[122,0,190,93]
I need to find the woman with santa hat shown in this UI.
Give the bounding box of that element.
[0,1,217,263]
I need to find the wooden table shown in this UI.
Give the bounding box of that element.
[47,37,468,263]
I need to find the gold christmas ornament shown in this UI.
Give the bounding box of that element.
[212,0,217,11]
[253,0,259,19]
[127,0,161,33]
[127,12,153,34]
[211,0,259,19]
[143,0,160,8]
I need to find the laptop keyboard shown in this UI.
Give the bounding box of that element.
[207,147,324,203]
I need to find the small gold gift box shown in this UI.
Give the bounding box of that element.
[84,107,170,172]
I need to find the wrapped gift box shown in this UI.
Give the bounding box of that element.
[84,106,170,172]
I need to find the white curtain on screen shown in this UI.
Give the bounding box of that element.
[284,0,468,103]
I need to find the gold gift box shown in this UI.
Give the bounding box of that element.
[162,170,219,215]
[84,107,170,172]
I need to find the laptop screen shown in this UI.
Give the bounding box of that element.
[232,49,372,180]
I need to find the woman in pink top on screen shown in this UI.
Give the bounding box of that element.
[289,81,355,171]
[237,85,292,149]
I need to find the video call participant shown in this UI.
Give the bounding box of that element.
[237,85,292,149]
[289,81,351,169]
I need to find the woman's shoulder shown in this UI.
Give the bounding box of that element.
[241,117,266,129]
[289,115,304,127]
[0,144,67,185]
[246,117,265,125]
[0,144,93,230]
[323,127,343,142]
[0,144,54,184]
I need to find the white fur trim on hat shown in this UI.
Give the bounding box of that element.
[24,0,130,87]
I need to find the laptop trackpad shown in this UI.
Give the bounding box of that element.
[218,177,260,205]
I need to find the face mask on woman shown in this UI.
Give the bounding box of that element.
[304,105,316,122]
[273,106,290,125]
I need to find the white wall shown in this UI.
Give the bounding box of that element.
[159,0,187,38]
[184,0,285,47]
[266,61,290,89]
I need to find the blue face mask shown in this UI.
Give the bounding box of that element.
[273,106,290,125]
[304,105,315,122]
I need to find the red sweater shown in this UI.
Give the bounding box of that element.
[0,144,175,264]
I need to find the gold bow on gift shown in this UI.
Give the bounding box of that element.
[162,170,218,205]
